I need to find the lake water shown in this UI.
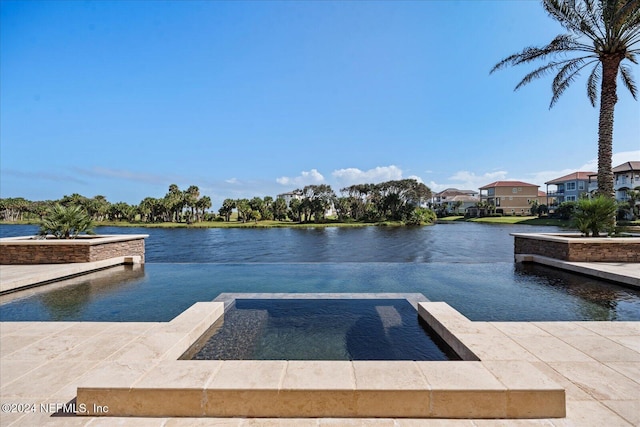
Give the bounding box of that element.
[1,223,639,322]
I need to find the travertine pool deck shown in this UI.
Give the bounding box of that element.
[1,297,639,425]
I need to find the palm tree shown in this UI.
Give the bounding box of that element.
[491,0,640,199]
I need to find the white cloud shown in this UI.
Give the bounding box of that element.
[331,165,404,186]
[427,150,640,193]
[276,169,325,186]
[578,150,640,172]
[225,178,239,184]
[428,170,508,193]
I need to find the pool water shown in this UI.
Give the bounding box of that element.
[184,299,460,361]
[1,223,639,322]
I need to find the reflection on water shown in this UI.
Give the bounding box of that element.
[1,223,639,322]
[0,222,567,263]
[1,263,638,322]
[515,263,634,321]
[0,265,145,321]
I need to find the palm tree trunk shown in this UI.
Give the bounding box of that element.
[597,54,623,199]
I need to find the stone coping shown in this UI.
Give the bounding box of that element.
[76,297,566,419]
[510,232,640,243]
[0,234,149,246]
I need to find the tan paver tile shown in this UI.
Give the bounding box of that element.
[246,419,320,426]
[105,323,162,336]
[417,361,505,390]
[76,360,152,389]
[0,359,47,387]
[0,335,45,358]
[134,360,220,388]
[319,419,395,426]
[481,361,565,418]
[608,335,640,353]
[549,362,640,401]
[1,360,96,399]
[490,322,551,338]
[561,335,640,363]
[4,334,93,362]
[108,332,188,362]
[58,334,138,361]
[533,322,594,337]
[282,361,355,390]
[0,322,32,334]
[10,322,75,335]
[473,420,556,426]
[209,360,285,389]
[66,322,118,336]
[164,419,242,426]
[604,361,640,383]
[86,417,168,426]
[352,361,428,390]
[601,400,640,427]
[510,336,595,363]
[395,420,475,426]
[551,400,632,426]
[578,322,640,336]
[528,361,593,401]
[454,333,539,362]
[7,413,90,427]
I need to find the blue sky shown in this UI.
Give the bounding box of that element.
[1,0,638,208]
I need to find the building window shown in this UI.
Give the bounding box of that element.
[578,181,585,190]
[566,182,576,191]
[512,188,518,194]
[566,196,576,201]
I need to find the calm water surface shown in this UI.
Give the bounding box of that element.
[1,223,639,322]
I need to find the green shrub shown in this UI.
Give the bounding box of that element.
[39,204,94,239]
[572,196,617,237]
[407,208,437,225]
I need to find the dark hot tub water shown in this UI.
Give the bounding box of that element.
[183,299,461,361]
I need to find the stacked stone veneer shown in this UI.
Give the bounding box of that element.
[0,235,147,264]
[513,233,640,262]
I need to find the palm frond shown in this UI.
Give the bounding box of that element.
[584,0,607,39]
[549,61,584,109]
[552,59,584,92]
[586,62,602,106]
[550,59,595,108]
[514,63,559,90]
[514,58,584,90]
[543,0,602,40]
[615,0,640,27]
[490,34,588,74]
[619,64,639,98]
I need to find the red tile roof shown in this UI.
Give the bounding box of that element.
[545,171,596,185]
[479,181,538,189]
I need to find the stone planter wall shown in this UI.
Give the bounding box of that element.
[0,235,148,264]
[512,233,640,262]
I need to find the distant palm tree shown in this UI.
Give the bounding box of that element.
[491,0,640,199]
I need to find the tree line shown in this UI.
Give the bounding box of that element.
[0,179,436,225]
